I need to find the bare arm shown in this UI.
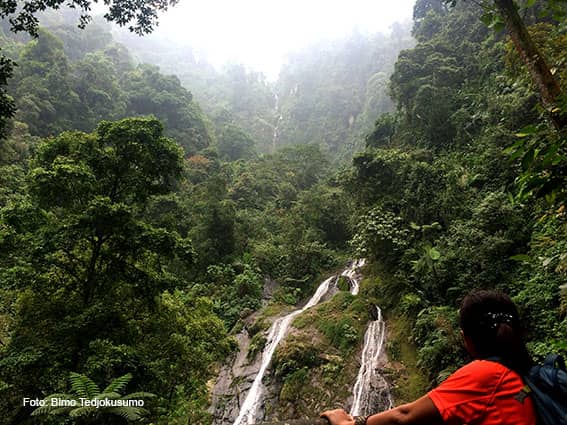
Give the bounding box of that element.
[321,395,443,425]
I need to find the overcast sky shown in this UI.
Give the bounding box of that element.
[149,0,416,79]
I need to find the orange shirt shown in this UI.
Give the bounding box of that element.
[428,360,537,425]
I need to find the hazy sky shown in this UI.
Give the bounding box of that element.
[151,0,416,79]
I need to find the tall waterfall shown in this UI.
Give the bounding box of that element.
[343,259,392,415]
[350,306,393,416]
[233,273,338,425]
[227,260,391,424]
[272,92,283,153]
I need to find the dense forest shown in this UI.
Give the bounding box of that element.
[0,0,566,424]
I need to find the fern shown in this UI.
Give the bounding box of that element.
[68,406,96,418]
[32,372,155,423]
[50,406,78,415]
[30,406,56,416]
[69,372,100,398]
[105,406,146,421]
[102,373,132,394]
[93,391,121,400]
[121,391,156,400]
[31,393,77,416]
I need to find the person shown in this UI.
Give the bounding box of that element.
[321,289,537,425]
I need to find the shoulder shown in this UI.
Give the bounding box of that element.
[455,360,510,382]
[428,360,523,424]
[429,360,512,398]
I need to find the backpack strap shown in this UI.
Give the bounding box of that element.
[485,356,532,404]
[544,354,566,371]
[514,385,531,403]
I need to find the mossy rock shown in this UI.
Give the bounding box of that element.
[337,276,350,291]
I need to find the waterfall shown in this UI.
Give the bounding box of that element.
[233,274,338,425]
[228,259,391,424]
[350,306,393,416]
[343,258,366,295]
[272,92,283,153]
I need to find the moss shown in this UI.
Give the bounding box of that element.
[249,317,269,336]
[337,275,350,291]
[259,302,293,319]
[280,367,309,402]
[266,281,379,418]
[273,337,322,379]
[320,355,344,384]
[248,332,267,361]
[384,314,429,404]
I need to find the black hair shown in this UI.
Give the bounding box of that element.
[459,289,532,374]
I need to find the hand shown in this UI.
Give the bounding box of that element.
[320,408,355,425]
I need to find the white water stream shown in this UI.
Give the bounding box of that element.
[342,258,366,295]
[272,92,283,153]
[350,305,393,416]
[231,260,391,424]
[233,274,338,425]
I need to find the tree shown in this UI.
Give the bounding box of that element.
[0,54,16,140]
[0,117,199,424]
[0,0,176,144]
[443,0,566,128]
[0,0,178,37]
[13,29,81,136]
[121,64,213,155]
[217,123,256,161]
[73,52,127,131]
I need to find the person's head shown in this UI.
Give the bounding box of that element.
[459,289,532,373]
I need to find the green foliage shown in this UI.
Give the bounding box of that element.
[337,276,350,292]
[3,0,566,417]
[273,287,302,305]
[0,118,233,424]
[275,29,414,159]
[13,29,81,136]
[351,206,411,264]
[273,341,321,380]
[346,0,566,393]
[505,121,567,213]
[204,262,263,329]
[0,52,15,139]
[121,64,213,155]
[216,123,256,161]
[0,0,176,37]
[6,26,213,155]
[247,333,267,361]
[413,306,465,384]
[32,372,155,423]
[279,367,309,403]
[318,319,359,352]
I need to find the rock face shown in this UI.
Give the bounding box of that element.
[210,276,282,423]
[208,261,391,425]
[209,328,263,425]
[209,275,339,425]
[350,306,392,416]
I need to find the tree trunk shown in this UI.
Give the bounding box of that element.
[493,0,566,129]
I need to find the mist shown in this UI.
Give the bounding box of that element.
[113,0,416,79]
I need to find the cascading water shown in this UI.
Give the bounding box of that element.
[223,260,390,424]
[350,305,393,416]
[272,92,283,153]
[342,258,366,295]
[233,274,338,425]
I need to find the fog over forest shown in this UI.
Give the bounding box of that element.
[0,1,565,425]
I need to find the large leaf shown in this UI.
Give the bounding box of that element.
[429,247,441,261]
[69,372,100,398]
[102,373,132,394]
